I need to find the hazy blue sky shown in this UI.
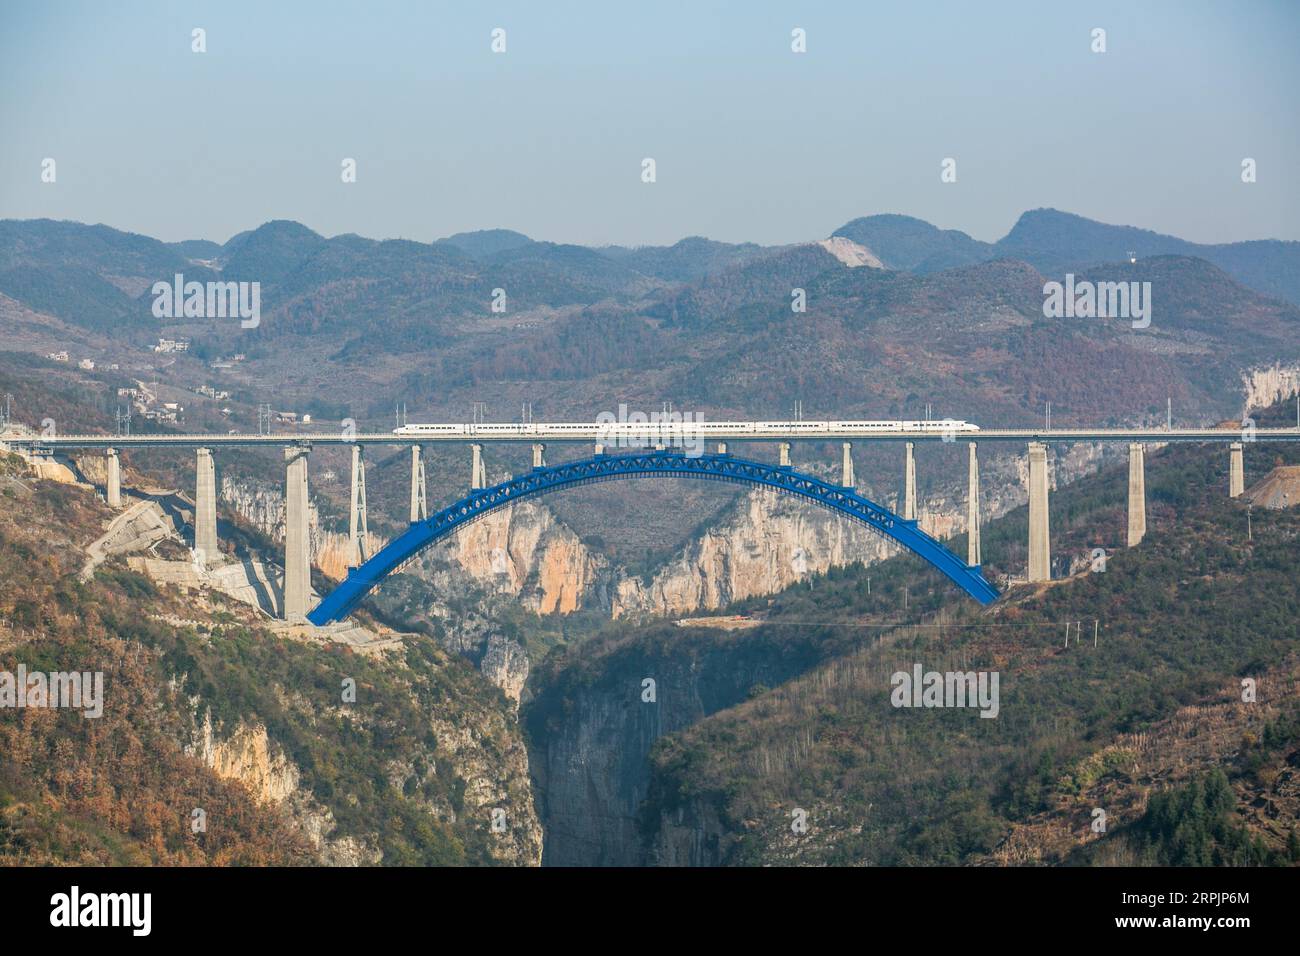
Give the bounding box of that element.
[2,0,1297,247]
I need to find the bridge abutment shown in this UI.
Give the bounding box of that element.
[1127,443,1146,546]
[283,445,312,621]
[967,442,980,566]
[1027,442,1051,582]
[1229,442,1244,497]
[194,447,218,565]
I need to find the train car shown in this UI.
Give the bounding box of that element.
[393,423,466,436]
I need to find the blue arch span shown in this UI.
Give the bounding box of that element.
[307,451,998,625]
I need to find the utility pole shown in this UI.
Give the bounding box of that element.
[258,403,271,435]
[1167,397,1172,431]
[1045,401,1051,431]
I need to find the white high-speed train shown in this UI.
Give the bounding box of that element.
[392,420,980,437]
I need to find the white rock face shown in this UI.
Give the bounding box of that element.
[1243,364,1300,414]
[450,500,606,614]
[817,236,885,269]
[480,634,530,705]
[191,715,299,805]
[612,490,893,618]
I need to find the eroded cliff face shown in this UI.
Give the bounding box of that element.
[450,501,607,614]
[185,692,542,866]
[526,631,821,866]
[187,713,382,865]
[1243,364,1300,414]
[611,491,891,618]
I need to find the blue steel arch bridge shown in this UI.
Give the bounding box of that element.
[307,450,997,625]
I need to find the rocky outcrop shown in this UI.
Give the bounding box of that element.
[612,490,891,618]
[449,500,606,614]
[480,634,529,706]
[194,716,299,804]
[434,711,543,866]
[1243,364,1300,413]
[816,236,884,269]
[526,630,823,866]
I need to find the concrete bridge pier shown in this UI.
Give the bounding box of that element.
[283,445,312,622]
[717,442,728,455]
[194,447,218,566]
[779,442,791,467]
[1027,442,1051,582]
[470,443,486,490]
[903,442,917,520]
[1229,442,1244,498]
[967,442,981,566]
[532,443,546,469]
[105,448,121,508]
[409,445,427,522]
[1127,443,1146,546]
[841,442,855,488]
[594,442,606,456]
[350,445,370,566]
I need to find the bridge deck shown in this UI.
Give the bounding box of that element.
[5,424,1299,449]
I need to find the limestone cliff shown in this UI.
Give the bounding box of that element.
[525,629,822,866]
[449,500,606,614]
[611,490,892,618]
[1243,364,1300,414]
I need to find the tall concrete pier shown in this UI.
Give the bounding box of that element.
[966,442,981,566]
[903,442,917,520]
[1229,442,1244,497]
[1127,443,1146,547]
[841,442,855,488]
[349,444,369,566]
[471,443,486,490]
[779,442,791,467]
[532,443,546,468]
[409,445,427,522]
[105,448,121,508]
[283,446,311,621]
[194,447,218,564]
[1027,442,1050,582]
